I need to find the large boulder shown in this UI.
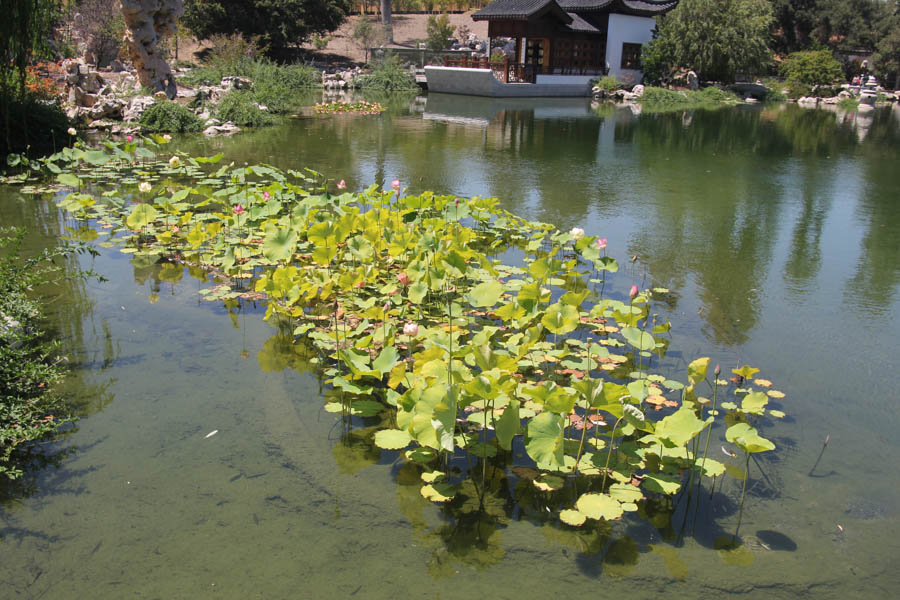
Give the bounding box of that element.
[123,95,156,122]
[121,0,183,99]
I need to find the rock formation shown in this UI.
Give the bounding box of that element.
[121,0,183,99]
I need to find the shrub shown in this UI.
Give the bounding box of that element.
[779,50,844,88]
[215,90,276,127]
[638,85,741,109]
[139,100,204,133]
[0,95,71,158]
[592,75,622,93]
[425,13,455,52]
[0,228,80,480]
[361,53,417,91]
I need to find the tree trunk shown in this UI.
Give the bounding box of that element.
[380,0,393,43]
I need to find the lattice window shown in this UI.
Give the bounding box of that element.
[621,43,642,70]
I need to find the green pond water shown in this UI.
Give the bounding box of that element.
[2,97,900,598]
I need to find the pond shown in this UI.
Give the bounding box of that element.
[2,97,899,598]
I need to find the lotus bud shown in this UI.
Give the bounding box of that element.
[629,285,639,299]
[403,322,419,337]
[67,127,76,136]
[126,135,133,142]
[397,272,410,285]
[715,364,721,376]
[263,191,271,201]
[391,179,401,191]
[233,203,245,215]
[631,254,638,262]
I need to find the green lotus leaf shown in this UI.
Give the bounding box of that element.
[741,391,769,415]
[372,346,400,376]
[533,474,565,491]
[420,470,444,483]
[526,411,565,469]
[768,409,786,419]
[405,447,439,464]
[495,399,521,451]
[374,429,412,450]
[124,203,158,230]
[725,422,775,453]
[541,302,580,335]
[688,357,710,385]
[594,256,618,272]
[559,509,587,527]
[262,226,297,263]
[467,279,504,307]
[643,473,682,495]
[57,172,80,188]
[696,457,726,477]
[407,281,428,304]
[609,483,643,504]
[732,365,760,379]
[655,407,711,447]
[621,326,656,351]
[421,482,457,502]
[576,493,623,521]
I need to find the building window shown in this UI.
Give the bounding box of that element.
[621,43,642,70]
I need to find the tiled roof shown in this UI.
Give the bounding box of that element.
[564,12,601,33]
[472,0,571,21]
[556,0,678,15]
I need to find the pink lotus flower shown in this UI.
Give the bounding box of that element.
[629,285,639,299]
[596,237,607,250]
[397,272,410,285]
[715,364,721,376]
[233,204,245,215]
[172,226,179,233]
[263,191,270,201]
[126,135,133,142]
[337,179,346,189]
[391,180,400,192]
[403,322,419,337]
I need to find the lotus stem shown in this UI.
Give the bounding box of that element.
[601,416,623,491]
[808,434,830,476]
[734,450,751,541]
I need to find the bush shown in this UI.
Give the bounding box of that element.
[592,75,622,93]
[0,95,71,158]
[139,100,204,133]
[361,53,417,91]
[638,85,741,109]
[182,57,319,113]
[426,13,455,52]
[215,90,276,127]
[780,50,844,89]
[0,229,78,480]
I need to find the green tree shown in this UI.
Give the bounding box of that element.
[182,0,351,52]
[769,0,820,53]
[643,0,774,83]
[425,13,455,52]
[872,1,900,88]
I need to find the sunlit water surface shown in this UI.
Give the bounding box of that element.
[2,97,899,598]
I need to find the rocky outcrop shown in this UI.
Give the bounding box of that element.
[121,0,183,99]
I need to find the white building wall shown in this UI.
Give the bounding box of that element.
[606,13,657,84]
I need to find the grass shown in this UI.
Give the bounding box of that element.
[181,57,319,114]
[639,86,742,111]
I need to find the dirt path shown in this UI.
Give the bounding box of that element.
[177,12,488,66]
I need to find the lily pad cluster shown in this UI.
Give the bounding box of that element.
[313,100,386,115]
[7,136,788,540]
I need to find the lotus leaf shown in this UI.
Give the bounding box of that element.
[725,423,775,453]
[374,429,412,450]
[576,493,624,521]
